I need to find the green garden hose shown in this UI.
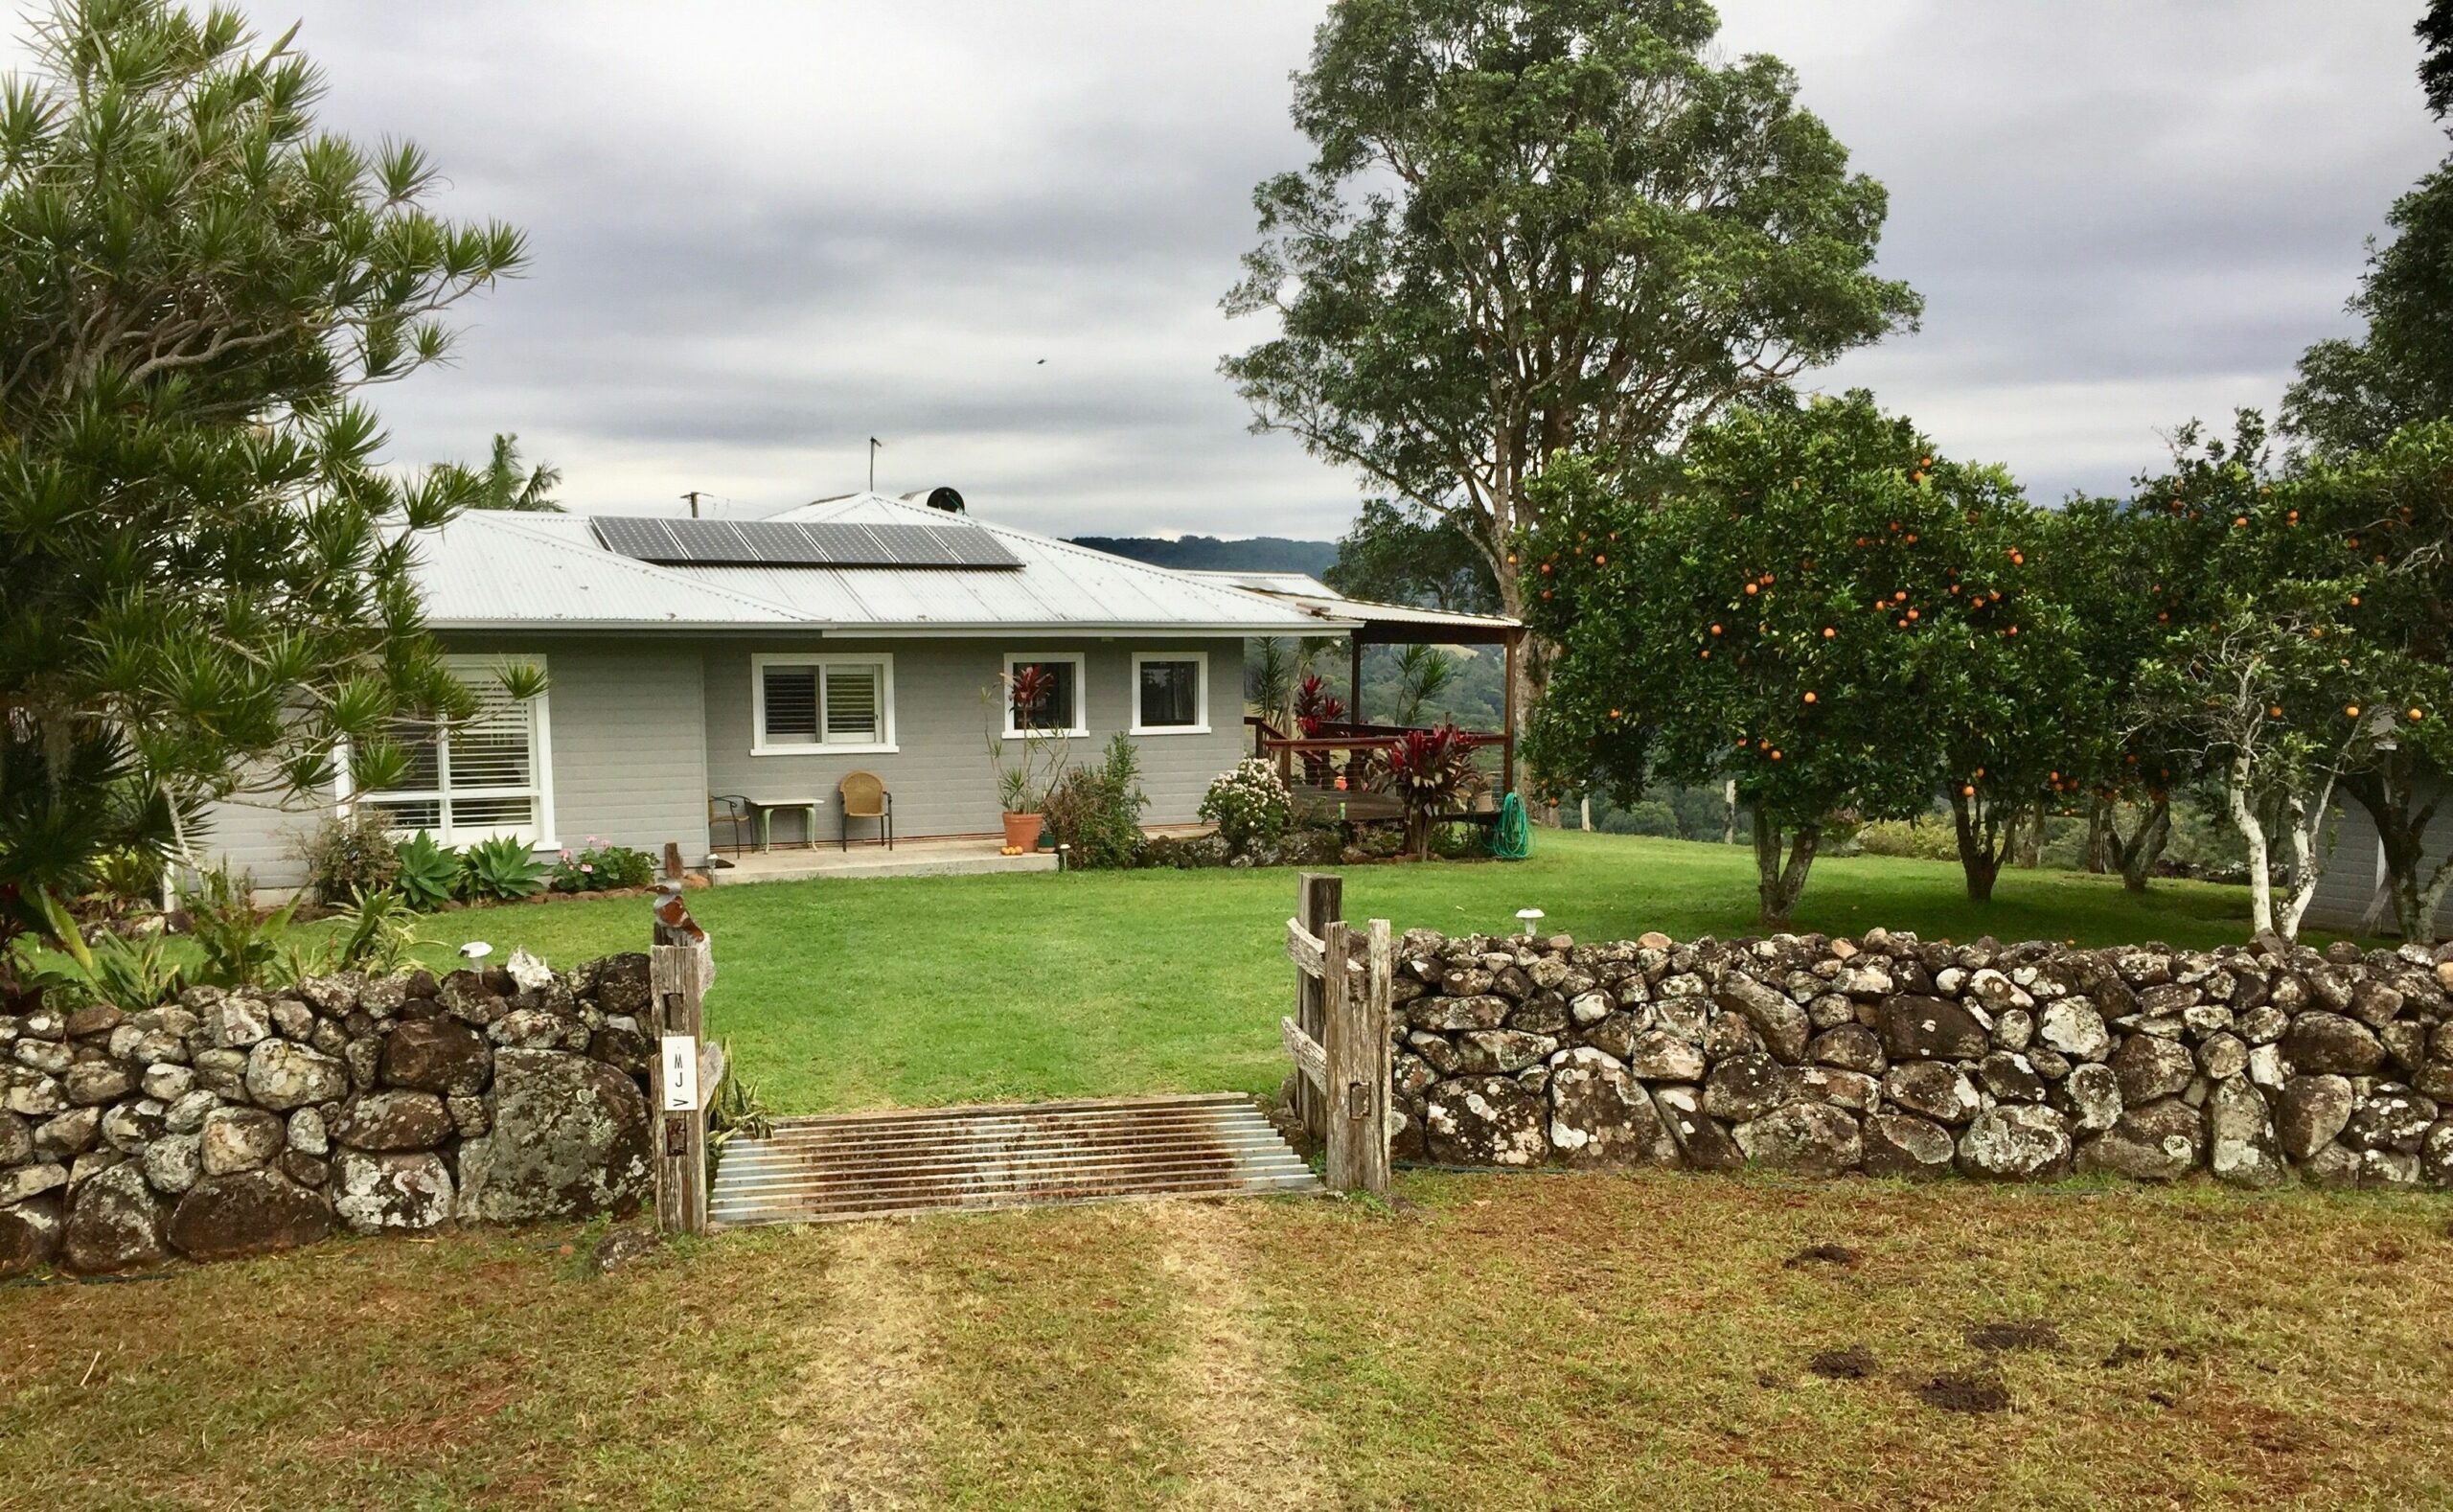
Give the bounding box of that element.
[1491,792,1532,860]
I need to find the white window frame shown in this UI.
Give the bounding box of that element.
[1002,651,1089,739]
[750,652,898,757]
[1129,651,1210,736]
[344,654,557,849]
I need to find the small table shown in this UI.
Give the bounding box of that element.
[745,795,824,852]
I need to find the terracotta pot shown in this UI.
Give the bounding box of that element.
[1001,811,1044,852]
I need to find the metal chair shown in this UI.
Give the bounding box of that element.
[837,771,894,850]
[709,793,753,857]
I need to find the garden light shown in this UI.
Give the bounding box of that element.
[1517,907,1545,938]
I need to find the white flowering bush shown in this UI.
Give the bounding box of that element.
[1199,759,1294,852]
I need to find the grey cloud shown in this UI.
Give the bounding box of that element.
[8,1,2443,533]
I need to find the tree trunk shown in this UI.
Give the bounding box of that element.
[2113,797,2171,893]
[2344,757,2452,945]
[2226,760,2277,938]
[1948,787,2005,904]
[2083,796,2112,874]
[1722,779,1738,845]
[1751,799,1821,928]
[2012,804,2045,869]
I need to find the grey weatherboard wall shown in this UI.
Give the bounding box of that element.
[198,633,1248,887]
[2303,788,2453,937]
[700,635,1245,844]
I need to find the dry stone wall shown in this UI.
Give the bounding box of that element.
[0,952,657,1276]
[1390,927,2453,1191]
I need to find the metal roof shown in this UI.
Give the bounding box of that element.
[401,495,1348,636]
[1179,571,1520,636]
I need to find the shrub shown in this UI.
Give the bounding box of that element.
[178,866,296,988]
[457,835,549,902]
[1199,760,1293,852]
[1372,722,1485,855]
[1852,818,1961,863]
[1139,833,1231,869]
[1045,734,1147,869]
[394,832,459,910]
[300,810,405,903]
[551,838,658,893]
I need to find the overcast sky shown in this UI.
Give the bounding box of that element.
[15,2,2446,536]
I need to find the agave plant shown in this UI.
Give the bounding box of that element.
[393,831,460,909]
[458,835,549,903]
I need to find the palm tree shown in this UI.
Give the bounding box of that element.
[473,432,562,512]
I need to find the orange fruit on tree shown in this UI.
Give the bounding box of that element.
[2410,707,2426,722]
[1803,691,1818,703]
[2345,704,2361,718]
[1822,626,1836,638]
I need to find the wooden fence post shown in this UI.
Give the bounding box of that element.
[1294,872,1341,1144]
[1282,875,1390,1197]
[649,889,715,1234]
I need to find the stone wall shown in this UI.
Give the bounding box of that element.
[0,952,657,1276]
[1390,927,2453,1190]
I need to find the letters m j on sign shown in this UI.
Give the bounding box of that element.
[659,1035,700,1112]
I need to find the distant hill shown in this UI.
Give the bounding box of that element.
[1068,534,1338,578]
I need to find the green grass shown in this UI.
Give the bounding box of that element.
[6,1176,2449,1510]
[362,831,2281,1115]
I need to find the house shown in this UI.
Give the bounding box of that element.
[2301,796,2453,938]
[196,491,1511,892]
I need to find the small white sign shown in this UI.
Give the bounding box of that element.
[660,1035,700,1112]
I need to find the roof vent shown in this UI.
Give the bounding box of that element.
[900,486,966,515]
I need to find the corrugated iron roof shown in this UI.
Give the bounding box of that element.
[402,495,1349,635]
[1178,570,1520,635]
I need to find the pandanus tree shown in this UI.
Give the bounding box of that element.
[0,0,528,964]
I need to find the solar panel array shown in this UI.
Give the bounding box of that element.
[590,516,1022,570]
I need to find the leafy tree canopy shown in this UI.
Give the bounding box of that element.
[0,0,526,948]
[1523,392,2039,925]
[1326,498,1497,613]
[1225,0,1919,735]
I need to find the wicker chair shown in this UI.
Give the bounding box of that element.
[837,771,894,850]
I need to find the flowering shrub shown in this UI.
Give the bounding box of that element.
[1199,759,1294,852]
[550,838,658,894]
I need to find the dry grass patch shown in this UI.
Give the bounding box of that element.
[1237,1173,2453,1511]
[6,1176,2453,1510]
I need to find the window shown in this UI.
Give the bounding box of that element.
[752,653,896,755]
[1003,652,1086,737]
[355,657,554,844]
[1131,652,1208,734]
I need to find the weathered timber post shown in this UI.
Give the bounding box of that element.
[649,887,715,1234]
[1282,875,1390,1196]
[1294,872,1341,1143]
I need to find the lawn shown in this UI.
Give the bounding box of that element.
[373,831,2276,1114]
[4,1174,2448,1510]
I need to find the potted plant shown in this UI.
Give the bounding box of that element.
[984,666,1069,854]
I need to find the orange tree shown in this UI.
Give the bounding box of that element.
[2130,414,2449,941]
[2038,421,2277,892]
[1522,392,2053,926]
[2284,421,2453,939]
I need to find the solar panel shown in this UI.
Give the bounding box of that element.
[588,516,1022,570]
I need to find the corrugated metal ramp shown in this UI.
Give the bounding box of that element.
[709,1093,1322,1226]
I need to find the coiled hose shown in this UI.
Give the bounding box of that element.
[1490,791,1532,860]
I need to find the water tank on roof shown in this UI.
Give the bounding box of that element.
[900,486,966,515]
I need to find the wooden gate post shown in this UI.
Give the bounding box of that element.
[1282,876,1390,1196]
[649,889,715,1234]
[1294,872,1341,1144]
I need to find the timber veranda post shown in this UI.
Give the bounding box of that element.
[1295,872,1341,1143]
[649,889,715,1235]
